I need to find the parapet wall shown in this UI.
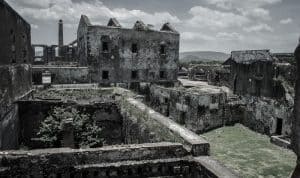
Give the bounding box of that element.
[0,142,239,178]
[0,142,187,176]
[120,96,210,156]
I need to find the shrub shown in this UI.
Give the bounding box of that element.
[37,106,103,148]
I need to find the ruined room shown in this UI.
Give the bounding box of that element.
[1,0,300,177]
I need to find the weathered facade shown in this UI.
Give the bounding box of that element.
[32,44,77,65]
[77,15,179,84]
[228,50,275,97]
[149,84,233,134]
[0,0,32,149]
[32,66,89,84]
[222,49,296,142]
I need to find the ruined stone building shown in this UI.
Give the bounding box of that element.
[0,0,32,149]
[228,50,275,97]
[1,0,299,177]
[77,15,179,84]
[31,19,84,85]
[222,49,295,142]
[0,2,243,177]
[188,64,230,87]
[32,19,77,65]
[149,83,235,134]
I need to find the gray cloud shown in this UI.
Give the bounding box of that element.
[6,0,300,53]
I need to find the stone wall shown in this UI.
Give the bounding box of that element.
[230,61,275,97]
[120,96,210,156]
[77,15,179,84]
[188,64,231,87]
[0,104,19,150]
[149,85,232,134]
[0,1,32,150]
[0,0,32,65]
[0,64,32,150]
[32,44,77,64]
[0,143,239,178]
[240,96,293,136]
[32,66,89,84]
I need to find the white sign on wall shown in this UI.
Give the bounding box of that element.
[42,76,51,84]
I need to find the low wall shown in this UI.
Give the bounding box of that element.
[32,66,89,84]
[0,143,239,178]
[121,97,210,156]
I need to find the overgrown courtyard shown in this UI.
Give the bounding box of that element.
[202,124,296,178]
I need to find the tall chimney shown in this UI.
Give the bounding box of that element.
[58,19,64,57]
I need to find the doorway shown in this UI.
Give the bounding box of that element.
[276,118,283,135]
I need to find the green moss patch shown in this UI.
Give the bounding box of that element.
[202,124,296,178]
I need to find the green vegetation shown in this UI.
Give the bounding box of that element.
[34,89,113,101]
[202,124,296,178]
[37,107,103,148]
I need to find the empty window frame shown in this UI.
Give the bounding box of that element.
[131,70,138,79]
[160,45,166,55]
[160,71,166,79]
[131,43,138,53]
[34,47,44,57]
[102,41,109,52]
[102,71,109,79]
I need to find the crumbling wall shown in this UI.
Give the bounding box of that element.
[0,0,32,64]
[0,143,188,177]
[77,16,179,84]
[0,1,32,150]
[120,96,210,156]
[241,96,293,136]
[32,66,89,84]
[230,61,274,97]
[32,44,77,64]
[188,64,231,87]
[0,64,32,150]
[0,143,239,178]
[0,105,19,150]
[149,85,231,134]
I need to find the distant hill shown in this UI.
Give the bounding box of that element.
[180,51,230,63]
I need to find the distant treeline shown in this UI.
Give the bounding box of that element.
[179,60,223,69]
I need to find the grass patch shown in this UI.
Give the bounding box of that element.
[202,124,296,178]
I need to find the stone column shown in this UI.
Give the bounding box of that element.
[61,118,75,148]
[292,38,300,178]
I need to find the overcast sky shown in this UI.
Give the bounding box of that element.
[7,0,300,53]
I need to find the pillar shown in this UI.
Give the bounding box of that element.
[61,118,75,148]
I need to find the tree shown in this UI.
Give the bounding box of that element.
[37,106,103,148]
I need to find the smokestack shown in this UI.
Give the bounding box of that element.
[58,19,63,47]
